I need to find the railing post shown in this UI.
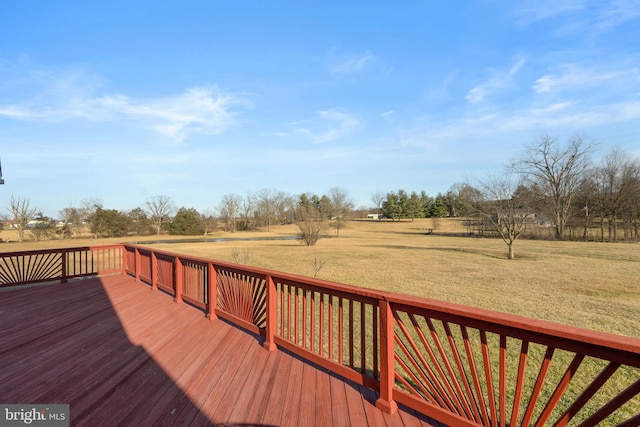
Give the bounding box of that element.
[174,256,183,303]
[263,274,277,351]
[134,248,141,282]
[376,298,398,414]
[61,249,68,284]
[151,251,158,291]
[207,263,217,320]
[120,245,126,276]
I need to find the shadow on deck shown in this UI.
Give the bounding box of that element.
[0,275,443,426]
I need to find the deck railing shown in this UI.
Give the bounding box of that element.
[2,243,639,426]
[0,245,123,287]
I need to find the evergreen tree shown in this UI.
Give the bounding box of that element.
[405,192,424,221]
[420,191,434,217]
[382,191,402,220]
[170,207,204,235]
[90,208,129,237]
[430,193,449,217]
[127,207,153,236]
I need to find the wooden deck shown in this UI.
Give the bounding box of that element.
[0,275,444,426]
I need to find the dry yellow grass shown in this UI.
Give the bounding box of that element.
[2,218,639,338]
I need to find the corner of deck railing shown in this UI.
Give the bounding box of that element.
[375,397,398,414]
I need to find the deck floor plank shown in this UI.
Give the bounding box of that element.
[260,349,294,426]
[226,344,273,425]
[329,373,352,427]
[209,339,268,423]
[298,362,318,426]
[279,353,305,427]
[344,375,370,426]
[132,318,230,426]
[0,275,444,426]
[189,328,257,425]
[315,365,334,426]
[169,327,247,426]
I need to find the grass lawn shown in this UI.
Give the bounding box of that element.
[2,218,639,338]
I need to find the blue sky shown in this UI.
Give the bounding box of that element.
[1,1,640,218]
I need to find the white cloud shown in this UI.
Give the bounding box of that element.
[288,109,360,143]
[313,109,360,143]
[0,105,33,119]
[380,110,395,122]
[512,0,640,35]
[592,0,640,32]
[0,65,246,142]
[405,98,640,145]
[513,0,587,26]
[532,64,640,96]
[466,58,526,103]
[534,67,612,93]
[329,51,375,75]
[95,87,241,142]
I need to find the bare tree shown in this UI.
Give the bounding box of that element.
[217,194,242,232]
[231,247,252,264]
[257,189,277,231]
[7,195,39,242]
[143,195,176,235]
[77,198,104,238]
[621,165,640,241]
[449,182,484,234]
[79,197,104,236]
[200,209,217,236]
[239,192,255,230]
[449,182,483,217]
[59,201,82,238]
[296,205,328,246]
[329,186,354,237]
[274,191,294,223]
[477,174,535,260]
[311,257,327,278]
[512,135,593,240]
[371,190,385,217]
[31,214,56,241]
[589,148,640,241]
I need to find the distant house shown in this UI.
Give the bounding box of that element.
[367,214,379,220]
[3,219,17,229]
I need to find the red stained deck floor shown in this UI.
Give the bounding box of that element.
[0,275,445,426]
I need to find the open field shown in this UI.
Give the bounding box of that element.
[2,218,639,338]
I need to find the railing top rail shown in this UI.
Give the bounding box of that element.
[0,244,125,258]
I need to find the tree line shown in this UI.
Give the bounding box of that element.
[3,136,639,253]
[1,187,355,244]
[372,136,639,258]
